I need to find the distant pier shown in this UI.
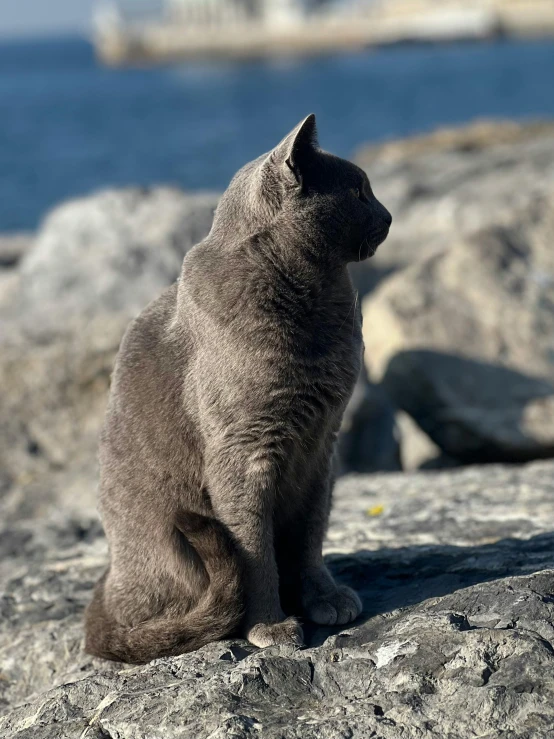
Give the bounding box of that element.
[93,0,554,66]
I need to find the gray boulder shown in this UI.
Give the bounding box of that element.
[337,364,401,474]
[0,233,32,268]
[13,187,219,336]
[363,191,554,463]
[355,120,554,284]
[350,121,554,469]
[0,188,219,521]
[2,461,554,738]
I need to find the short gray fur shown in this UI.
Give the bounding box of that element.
[85,114,392,662]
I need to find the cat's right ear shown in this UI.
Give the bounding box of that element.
[270,114,319,187]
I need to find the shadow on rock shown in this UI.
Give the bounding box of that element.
[382,349,554,465]
[304,529,554,647]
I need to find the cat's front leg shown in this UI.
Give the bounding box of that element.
[206,453,304,648]
[280,461,362,627]
[300,565,362,626]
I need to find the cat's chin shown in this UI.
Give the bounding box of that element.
[358,227,389,261]
[372,225,390,253]
[363,244,378,260]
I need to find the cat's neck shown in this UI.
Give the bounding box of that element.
[257,223,344,289]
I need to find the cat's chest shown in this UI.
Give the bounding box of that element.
[287,309,363,417]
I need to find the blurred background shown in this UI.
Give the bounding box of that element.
[3,1,554,230]
[1,0,554,520]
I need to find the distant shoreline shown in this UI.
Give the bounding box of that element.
[93,2,554,66]
[0,31,90,45]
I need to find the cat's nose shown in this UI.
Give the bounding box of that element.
[383,209,392,227]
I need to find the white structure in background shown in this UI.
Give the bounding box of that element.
[94,1,393,32]
[264,0,305,27]
[93,0,554,65]
[168,0,259,26]
[167,0,309,27]
[93,0,124,33]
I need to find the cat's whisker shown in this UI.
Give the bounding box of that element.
[352,289,359,337]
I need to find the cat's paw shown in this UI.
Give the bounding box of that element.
[247,617,304,648]
[304,585,362,626]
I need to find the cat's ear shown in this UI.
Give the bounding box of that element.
[272,114,318,186]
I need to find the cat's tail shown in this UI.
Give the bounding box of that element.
[84,513,243,664]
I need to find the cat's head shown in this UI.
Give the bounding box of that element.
[211,114,391,263]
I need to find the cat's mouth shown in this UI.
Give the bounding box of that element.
[363,223,390,258]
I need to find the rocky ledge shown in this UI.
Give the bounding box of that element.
[1,461,554,738]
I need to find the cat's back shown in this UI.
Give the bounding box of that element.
[100,282,195,469]
[110,282,184,394]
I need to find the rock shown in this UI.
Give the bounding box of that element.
[363,191,554,463]
[13,187,219,337]
[358,120,554,167]
[1,461,554,738]
[395,410,455,470]
[0,188,219,521]
[338,365,401,474]
[353,121,554,469]
[353,120,554,290]
[0,233,33,268]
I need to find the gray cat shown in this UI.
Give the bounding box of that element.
[85,114,391,663]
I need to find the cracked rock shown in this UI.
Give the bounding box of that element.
[1,462,554,738]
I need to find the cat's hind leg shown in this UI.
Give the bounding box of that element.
[85,512,243,664]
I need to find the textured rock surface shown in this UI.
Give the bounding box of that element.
[1,461,554,738]
[362,191,554,463]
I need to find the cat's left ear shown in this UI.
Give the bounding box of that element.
[272,114,319,186]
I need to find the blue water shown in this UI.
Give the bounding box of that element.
[1,35,554,232]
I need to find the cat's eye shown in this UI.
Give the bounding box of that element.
[352,187,361,199]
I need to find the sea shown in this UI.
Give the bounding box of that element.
[1,35,554,232]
